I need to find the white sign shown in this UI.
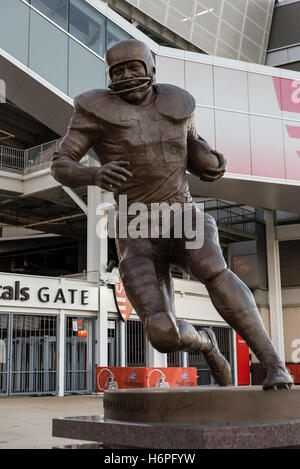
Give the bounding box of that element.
[0,276,99,311]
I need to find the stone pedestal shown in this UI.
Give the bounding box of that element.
[52,386,300,449]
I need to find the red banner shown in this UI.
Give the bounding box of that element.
[96,366,197,392]
[286,364,300,384]
[236,333,251,385]
[273,76,300,165]
[273,76,300,114]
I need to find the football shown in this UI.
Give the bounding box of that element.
[187,137,219,177]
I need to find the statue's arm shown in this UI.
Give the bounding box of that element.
[51,105,101,188]
[51,104,132,191]
[186,113,227,182]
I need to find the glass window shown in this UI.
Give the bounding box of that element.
[69,0,106,57]
[107,20,132,50]
[0,0,30,65]
[29,10,68,93]
[68,37,106,98]
[31,0,68,30]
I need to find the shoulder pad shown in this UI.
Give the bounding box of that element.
[155,84,195,120]
[74,89,111,114]
[74,88,135,124]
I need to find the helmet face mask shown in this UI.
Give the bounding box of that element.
[105,40,155,98]
[109,60,153,95]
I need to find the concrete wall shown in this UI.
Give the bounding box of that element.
[253,287,300,363]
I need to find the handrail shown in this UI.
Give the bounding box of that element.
[0,139,61,172]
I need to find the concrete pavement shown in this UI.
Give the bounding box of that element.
[0,394,104,449]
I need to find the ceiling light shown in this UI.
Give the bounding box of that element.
[196,8,214,17]
[181,8,214,22]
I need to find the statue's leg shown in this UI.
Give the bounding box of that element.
[206,269,293,389]
[117,235,231,385]
[178,208,293,390]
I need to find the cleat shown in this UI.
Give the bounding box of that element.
[262,363,294,391]
[202,328,232,387]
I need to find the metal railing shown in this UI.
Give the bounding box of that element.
[203,199,256,234]
[24,139,61,169]
[0,145,24,170]
[0,139,61,172]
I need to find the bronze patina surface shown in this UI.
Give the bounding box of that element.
[103,386,300,424]
[51,39,293,391]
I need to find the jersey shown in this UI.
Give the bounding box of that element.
[53,84,198,205]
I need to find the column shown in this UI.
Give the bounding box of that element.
[265,210,285,361]
[86,163,101,283]
[87,155,107,367]
[232,330,238,386]
[119,320,126,366]
[146,340,168,367]
[58,310,65,396]
[182,352,188,367]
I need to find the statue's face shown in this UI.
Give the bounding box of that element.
[110,60,146,83]
[110,60,153,104]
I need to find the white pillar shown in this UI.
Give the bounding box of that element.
[146,340,168,367]
[182,352,188,367]
[119,321,126,366]
[87,182,102,367]
[98,189,110,366]
[232,331,238,386]
[98,288,108,366]
[58,310,65,396]
[265,210,285,362]
[86,155,109,367]
[87,177,101,282]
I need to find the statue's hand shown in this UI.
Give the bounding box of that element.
[94,161,132,191]
[200,150,227,182]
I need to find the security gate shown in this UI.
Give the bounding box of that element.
[0,314,8,394]
[64,316,95,393]
[0,313,57,395]
[125,319,146,366]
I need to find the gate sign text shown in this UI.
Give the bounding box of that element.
[0,278,98,311]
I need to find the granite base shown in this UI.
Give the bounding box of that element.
[52,415,300,449]
[52,386,300,449]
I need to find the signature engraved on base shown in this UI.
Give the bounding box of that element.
[104,398,149,413]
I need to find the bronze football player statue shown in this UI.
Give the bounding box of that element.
[51,39,293,390]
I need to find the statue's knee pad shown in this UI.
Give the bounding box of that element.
[144,313,180,353]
